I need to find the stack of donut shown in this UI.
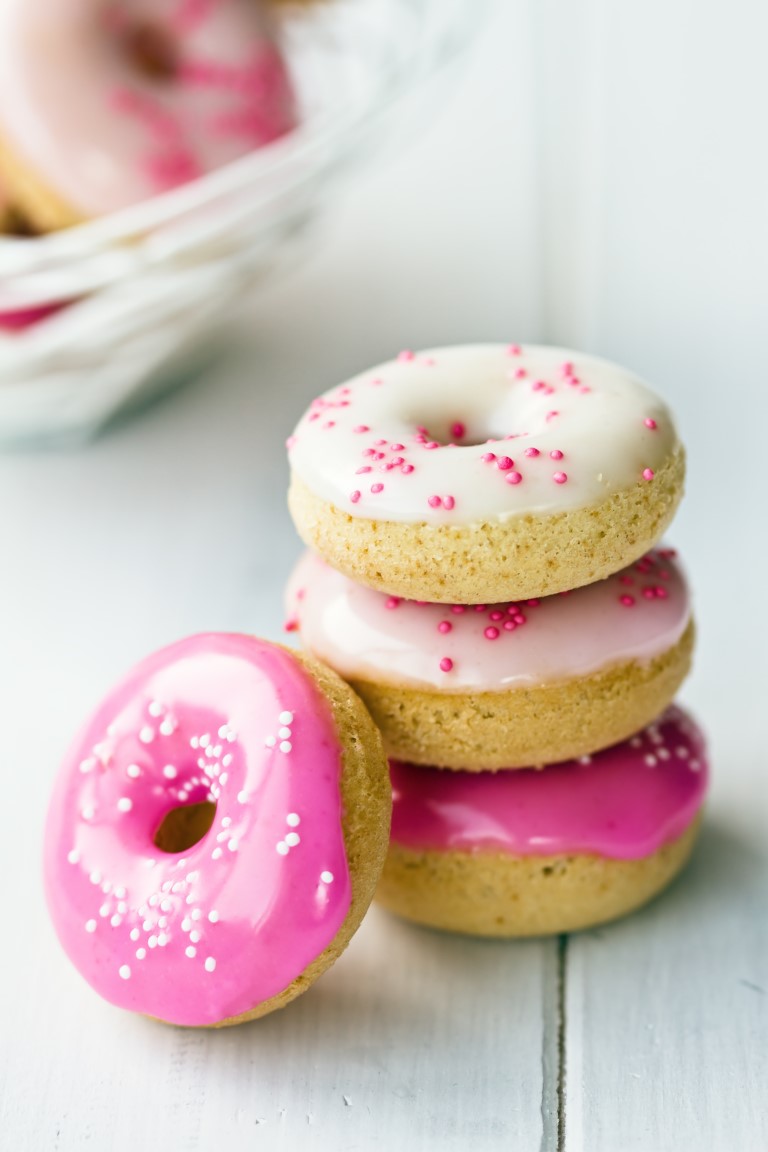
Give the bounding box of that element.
[286,343,707,935]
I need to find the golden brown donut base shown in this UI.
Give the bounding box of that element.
[0,132,85,233]
[375,816,701,937]
[158,650,391,1029]
[288,446,685,604]
[347,619,694,770]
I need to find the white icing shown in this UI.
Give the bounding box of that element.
[288,345,680,525]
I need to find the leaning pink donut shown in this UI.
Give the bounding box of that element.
[0,0,296,230]
[44,634,390,1027]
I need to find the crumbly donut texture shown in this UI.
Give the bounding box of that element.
[0,133,83,231]
[288,445,685,603]
[215,652,391,1027]
[349,619,694,770]
[376,817,701,937]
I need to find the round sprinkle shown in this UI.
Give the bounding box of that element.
[644,418,658,429]
[484,627,500,640]
[67,849,80,865]
[505,471,523,485]
[443,495,456,510]
[285,832,300,847]
[162,764,177,779]
[549,449,564,460]
[481,452,497,463]
[428,495,441,508]
[438,621,452,634]
[321,870,334,884]
[497,456,513,471]
[204,957,216,973]
[370,483,384,494]
[136,948,146,960]
[353,425,369,433]
[553,472,568,484]
[286,813,300,827]
[85,919,97,933]
[524,447,540,458]
[126,764,141,779]
[117,797,132,813]
[276,842,289,856]
[119,965,131,980]
[139,727,154,744]
[350,490,361,504]
[279,740,292,754]
[439,657,454,673]
[278,726,291,739]
[643,468,655,481]
[620,594,636,607]
[450,422,465,439]
[186,946,197,959]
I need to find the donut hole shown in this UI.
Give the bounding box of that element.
[411,416,512,448]
[124,22,179,81]
[153,801,217,854]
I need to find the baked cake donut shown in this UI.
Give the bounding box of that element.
[44,633,390,1027]
[0,0,296,230]
[286,547,694,769]
[287,344,685,604]
[376,706,707,936]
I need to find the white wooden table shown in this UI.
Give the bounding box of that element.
[1,4,767,1148]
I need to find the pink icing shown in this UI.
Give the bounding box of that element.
[389,707,707,861]
[44,634,351,1026]
[285,548,690,690]
[0,0,295,217]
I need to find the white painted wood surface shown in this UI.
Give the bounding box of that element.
[2,3,768,1149]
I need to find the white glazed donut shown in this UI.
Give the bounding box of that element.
[287,344,685,603]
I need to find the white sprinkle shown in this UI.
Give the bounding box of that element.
[191,908,202,921]
[117,901,127,914]
[117,797,133,813]
[190,736,199,749]
[204,957,216,973]
[160,899,172,913]
[119,965,131,980]
[212,745,222,758]
[162,764,177,780]
[190,930,201,944]
[182,918,192,932]
[278,727,292,740]
[99,903,110,917]
[217,831,229,843]
[285,833,300,848]
[264,735,276,748]
[136,948,146,960]
[158,916,168,928]
[127,763,141,779]
[276,841,289,856]
[219,773,228,787]
[67,850,80,865]
[148,935,158,948]
[321,871,334,884]
[644,754,658,768]
[93,740,113,766]
[114,886,126,899]
[101,880,112,894]
[218,725,228,739]
[149,894,159,906]
[89,869,102,885]
[186,946,197,959]
[110,914,122,927]
[676,746,690,759]
[208,910,219,923]
[658,747,671,761]
[159,717,177,736]
[690,759,702,772]
[139,726,155,744]
[205,745,215,758]
[143,920,153,932]
[171,881,184,894]
[228,839,238,852]
[221,816,232,828]
[212,847,223,860]
[85,919,97,933]
[185,872,199,883]
[79,758,96,774]
[222,753,233,768]
[630,737,643,749]
[279,711,294,725]
[199,733,210,748]
[81,806,95,821]
[279,741,292,754]
[161,881,172,892]
[287,813,300,827]
[226,730,237,743]
[237,791,248,804]
[148,701,163,717]
[130,928,140,942]
[578,755,592,765]
[185,893,195,904]
[158,933,170,947]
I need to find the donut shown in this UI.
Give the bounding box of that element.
[287,344,685,604]
[376,706,707,936]
[44,634,390,1027]
[0,0,296,230]
[285,547,694,769]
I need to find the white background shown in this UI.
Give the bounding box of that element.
[1,1,767,1149]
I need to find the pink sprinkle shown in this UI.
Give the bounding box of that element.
[497,456,514,471]
[353,425,370,434]
[506,471,523,485]
[644,418,658,430]
[643,468,655,481]
[375,439,387,446]
[451,605,466,614]
[355,466,372,474]
[514,368,527,379]
[643,587,655,599]
[373,453,385,461]
[474,605,487,612]
[401,464,415,474]
[620,595,636,607]
[392,457,404,465]
[533,380,547,392]
[513,613,526,625]
[546,410,560,422]
[397,350,415,362]
[450,423,465,440]
[503,620,516,631]
[481,452,497,463]
[385,598,400,610]
[490,611,503,621]
[283,616,298,632]
[438,621,452,634]
[524,447,540,458]
[527,598,540,607]
[619,575,634,586]
[424,442,439,450]
[439,657,454,673]
[442,496,456,510]
[350,490,361,503]
[561,361,574,376]
[507,344,522,356]
[550,449,564,460]
[390,443,405,451]
[553,471,568,484]
[362,448,375,457]
[484,627,500,640]
[285,435,297,450]
[656,586,668,599]
[371,483,384,494]
[428,495,441,508]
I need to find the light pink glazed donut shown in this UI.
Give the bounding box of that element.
[376,707,708,936]
[0,0,296,228]
[285,547,695,769]
[44,634,390,1027]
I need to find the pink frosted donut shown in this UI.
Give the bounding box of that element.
[286,547,694,768]
[44,634,390,1027]
[0,0,296,228]
[377,706,708,936]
